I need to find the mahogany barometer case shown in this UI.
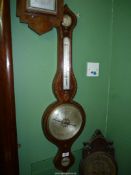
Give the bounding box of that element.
[42,5,86,172]
[17,1,86,172]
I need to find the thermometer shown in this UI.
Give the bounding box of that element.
[63,37,70,90]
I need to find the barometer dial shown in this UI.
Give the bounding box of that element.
[48,104,83,140]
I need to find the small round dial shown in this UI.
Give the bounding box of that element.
[48,104,82,140]
[61,157,71,167]
[62,14,72,27]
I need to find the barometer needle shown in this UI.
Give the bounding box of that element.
[53,118,76,127]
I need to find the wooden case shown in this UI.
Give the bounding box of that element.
[80,130,118,175]
[17,0,64,34]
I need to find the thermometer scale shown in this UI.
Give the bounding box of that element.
[63,37,70,90]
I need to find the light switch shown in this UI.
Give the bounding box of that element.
[86,62,99,77]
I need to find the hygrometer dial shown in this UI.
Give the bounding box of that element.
[62,14,72,27]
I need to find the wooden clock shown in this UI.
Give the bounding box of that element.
[17,0,64,34]
[80,130,118,175]
[42,5,86,172]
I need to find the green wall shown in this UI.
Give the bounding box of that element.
[107,0,131,174]
[11,0,112,174]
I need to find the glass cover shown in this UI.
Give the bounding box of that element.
[27,0,57,13]
[48,104,82,140]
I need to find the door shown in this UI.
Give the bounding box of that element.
[0,0,19,174]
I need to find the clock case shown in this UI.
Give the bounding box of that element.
[80,129,118,175]
[42,5,86,172]
[17,0,64,34]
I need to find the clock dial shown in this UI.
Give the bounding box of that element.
[82,152,117,175]
[48,104,82,140]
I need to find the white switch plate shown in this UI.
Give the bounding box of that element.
[86,62,99,77]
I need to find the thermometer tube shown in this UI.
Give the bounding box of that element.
[63,37,70,90]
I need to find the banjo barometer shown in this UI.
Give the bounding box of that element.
[42,5,86,172]
[17,0,86,173]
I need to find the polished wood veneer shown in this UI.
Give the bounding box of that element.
[0,0,19,174]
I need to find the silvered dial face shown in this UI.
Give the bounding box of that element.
[62,15,72,27]
[48,104,82,140]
